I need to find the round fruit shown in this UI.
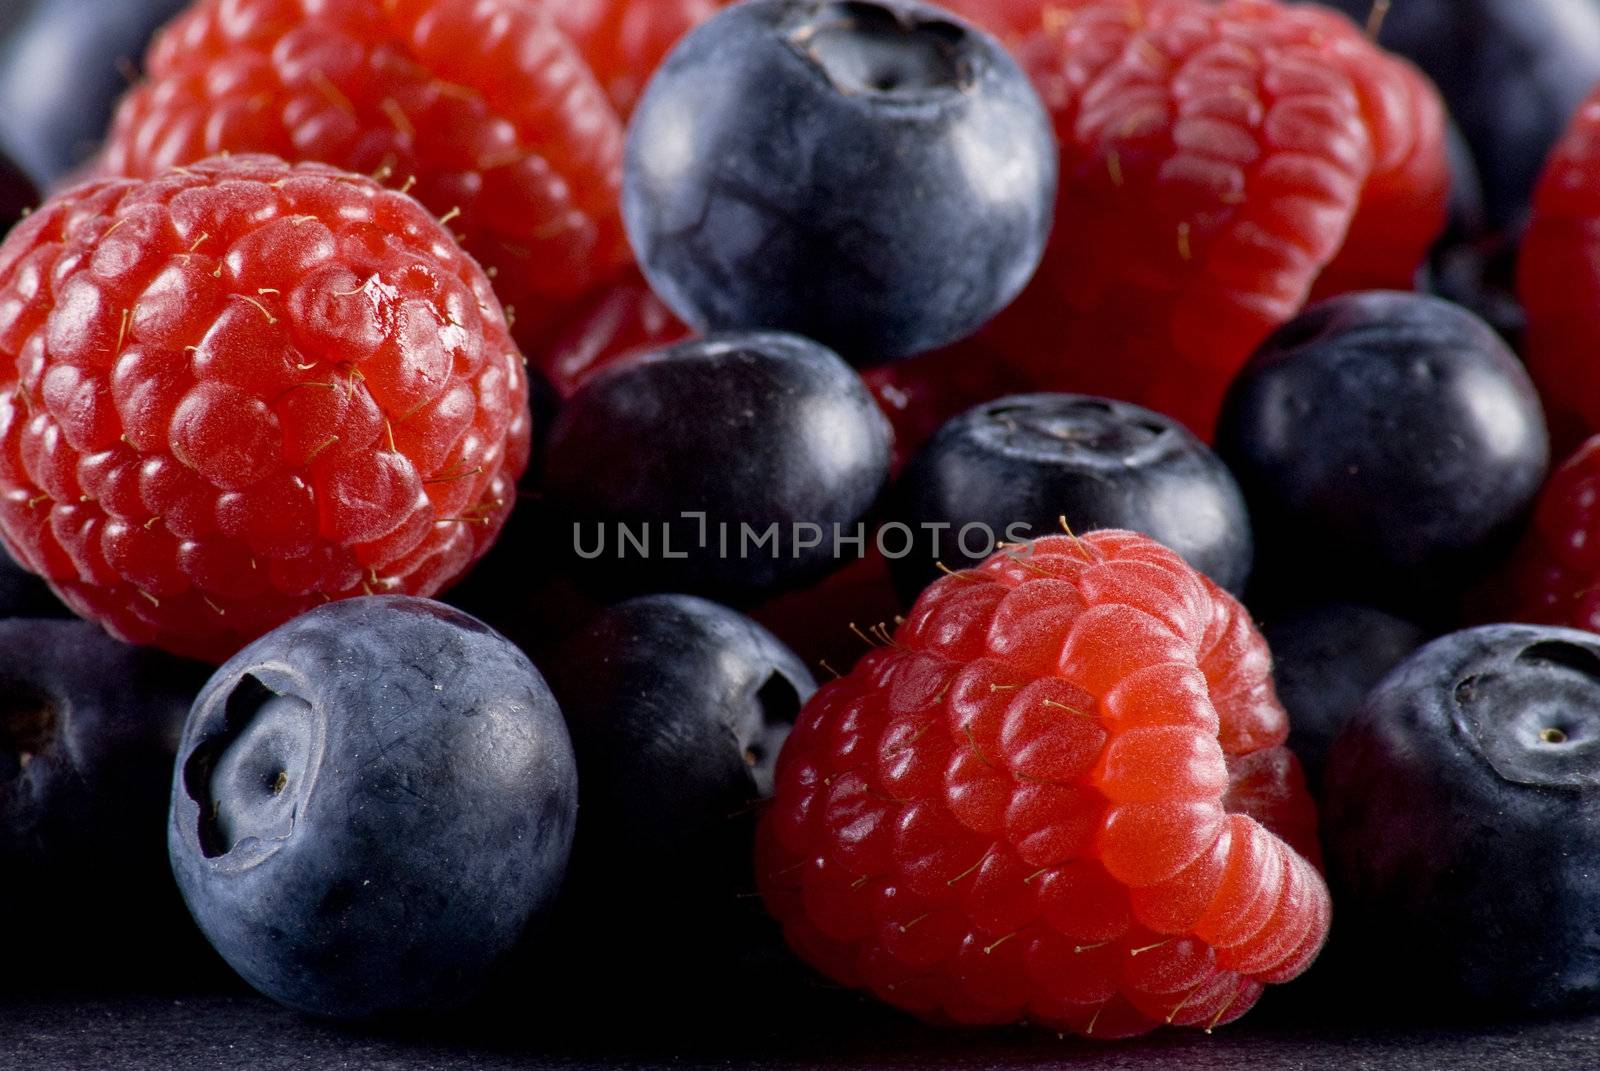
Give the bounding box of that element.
[1262,603,1428,791]
[169,596,577,1020]
[1315,0,1600,233]
[94,0,631,346]
[545,594,814,993]
[984,0,1449,438]
[0,154,530,662]
[1217,291,1548,607]
[0,619,205,970]
[758,530,1329,1038]
[543,332,892,603]
[1323,624,1600,1013]
[890,394,1252,601]
[622,0,1058,363]
[1521,86,1600,448]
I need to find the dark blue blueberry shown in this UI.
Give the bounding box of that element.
[0,0,189,185]
[1322,624,1600,1014]
[622,0,1058,363]
[544,595,814,1003]
[168,596,577,1020]
[1217,291,1549,610]
[0,620,206,976]
[542,332,892,604]
[1262,603,1428,791]
[1315,0,1600,233]
[889,394,1252,601]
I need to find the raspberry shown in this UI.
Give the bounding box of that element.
[536,266,691,398]
[95,0,631,346]
[1520,90,1600,451]
[983,0,1448,438]
[757,530,1329,1037]
[1498,437,1600,634]
[0,155,528,662]
[539,0,730,117]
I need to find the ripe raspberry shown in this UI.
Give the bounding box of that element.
[757,530,1329,1038]
[539,0,730,118]
[95,0,630,346]
[536,266,690,398]
[1520,90,1600,451]
[1497,437,1600,634]
[0,155,528,662]
[985,0,1448,438]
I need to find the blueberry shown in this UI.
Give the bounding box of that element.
[544,595,815,1001]
[1322,624,1600,1014]
[168,596,577,1019]
[1217,291,1549,610]
[0,620,206,972]
[1315,0,1600,233]
[0,0,189,185]
[622,0,1058,362]
[1262,603,1428,791]
[543,332,892,604]
[889,394,1253,601]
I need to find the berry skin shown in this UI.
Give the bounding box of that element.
[169,596,577,1019]
[536,266,693,399]
[890,394,1253,601]
[0,619,209,977]
[1322,624,1600,1014]
[539,0,731,118]
[1498,436,1600,634]
[95,0,631,345]
[986,0,1449,438]
[1217,292,1548,611]
[1315,0,1600,234]
[1261,603,1428,792]
[543,332,892,604]
[544,594,815,1001]
[0,0,188,185]
[1520,88,1600,449]
[623,0,1059,363]
[0,155,530,662]
[757,530,1329,1038]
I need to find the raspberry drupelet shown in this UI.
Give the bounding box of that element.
[0,154,529,662]
[1520,89,1600,451]
[96,0,632,347]
[1499,437,1600,634]
[757,530,1328,1039]
[986,0,1448,438]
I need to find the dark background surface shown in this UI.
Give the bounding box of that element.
[0,985,1596,1069]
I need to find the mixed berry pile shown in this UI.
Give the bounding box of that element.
[3,0,1600,1048]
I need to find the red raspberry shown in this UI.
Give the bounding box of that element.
[757,530,1329,1038]
[0,155,528,662]
[536,266,690,398]
[539,0,730,117]
[96,0,631,346]
[1497,437,1600,633]
[1520,90,1600,451]
[984,0,1448,438]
